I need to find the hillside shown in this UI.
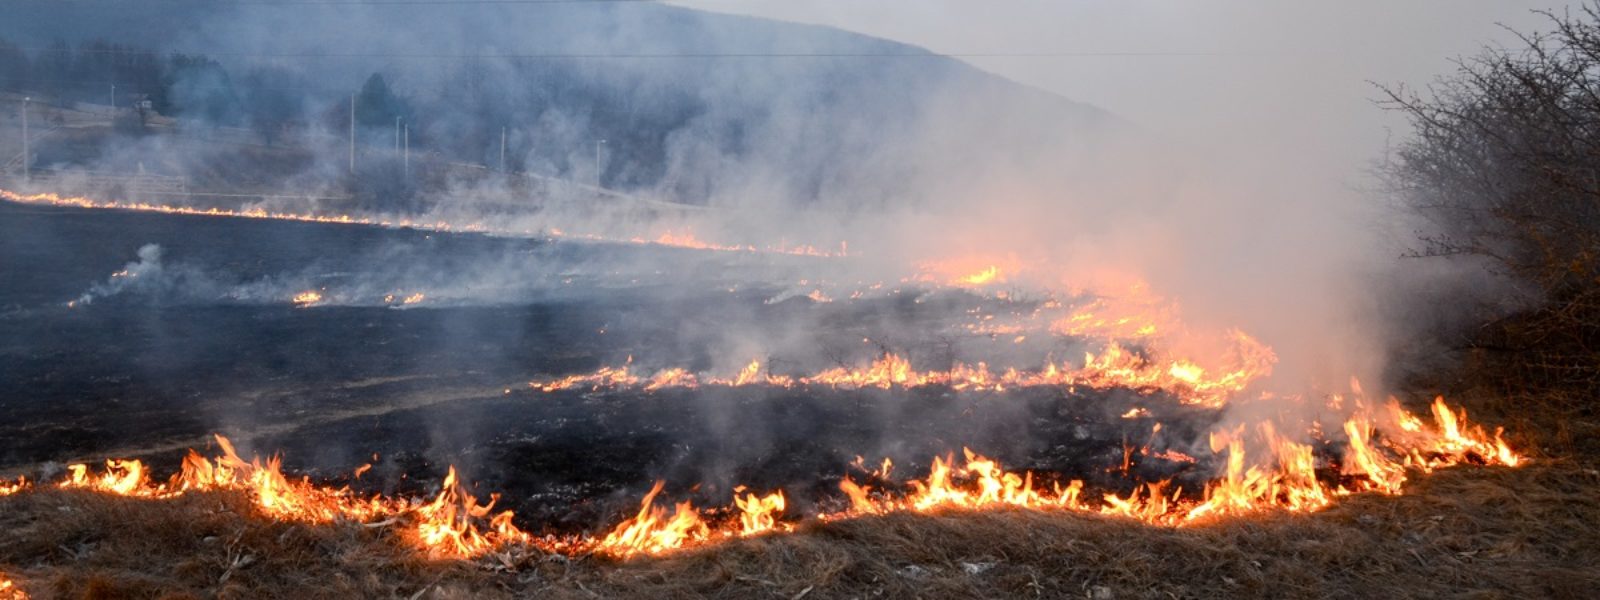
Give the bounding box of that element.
[0,1,1118,211]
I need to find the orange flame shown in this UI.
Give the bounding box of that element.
[530,337,1274,407]
[0,573,25,600]
[0,187,1529,560]
[596,481,710,557]
[0,189,845,258]
[957,266,1003,286]
[734,489,788,536]
[0,477,27,497]
[0,391,1522,561]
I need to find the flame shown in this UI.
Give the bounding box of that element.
[1342,416,1408,494]
[60,460,154,496]
[411,466,531,557]
[958,266,1002,286]
[0,189,845,258]
[731,359,763,386]
[0,391,1522,561]
[0,573,24,600]
[615,393,1519,546]
[0,189,457,230]
[1051,292,1175,340]
[596,481,710,557]
[386,292,427,305]
[530,336,1273,407]
[0,477,26,496]
[832,394,1517,527]
[734,489,787,535]
[25,435,530,558]
[915,256,1025,288]
[0,187,1531,560]
[292,291,322,306]
[532,364,642,392]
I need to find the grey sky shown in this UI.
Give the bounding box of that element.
[673,1,1574,170]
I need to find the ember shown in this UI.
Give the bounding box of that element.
[0,574,24,600]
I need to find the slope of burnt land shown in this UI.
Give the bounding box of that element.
[233,384,1220,533]
[2,205,1589,599]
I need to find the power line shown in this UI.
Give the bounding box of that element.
[13,0,664,5]
[0,75,336,94]
[12,47,1240,61]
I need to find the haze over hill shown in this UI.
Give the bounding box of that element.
[0,0,1118,213]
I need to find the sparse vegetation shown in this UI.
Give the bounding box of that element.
[1383,6,1600,454]
[5,5,1600,600]
[2,463,1595,599]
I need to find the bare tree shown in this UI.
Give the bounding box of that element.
[1382,4,1600,396]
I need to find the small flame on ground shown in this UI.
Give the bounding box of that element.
[0,477,26,496]
[0,573,25,600]
[597,481,710,557]
[958,266,1002,286]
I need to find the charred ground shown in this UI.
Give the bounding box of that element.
[0,204,1596,598]
[0,202,1222,535]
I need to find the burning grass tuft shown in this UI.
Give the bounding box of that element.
[2,463,1595,599]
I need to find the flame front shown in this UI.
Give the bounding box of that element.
[0,187,1529,563]
[530,338,1273,407]
[0,388,1523,560]
[0,189,844,257]
[18,434,533,558]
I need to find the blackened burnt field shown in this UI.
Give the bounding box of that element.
[0,201,1214,532]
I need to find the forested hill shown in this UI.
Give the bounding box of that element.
[0,1,1118,208]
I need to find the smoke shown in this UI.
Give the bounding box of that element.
[70,244,213,306]
[63,237,823,310]
[5,0,1563,490]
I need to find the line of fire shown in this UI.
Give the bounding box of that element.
[1,3,1596,599]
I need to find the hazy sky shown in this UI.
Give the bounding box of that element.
[674,1,1574,171]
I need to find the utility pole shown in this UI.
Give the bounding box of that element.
[595,138,606,189]
[500,127,507,172]
[21,96,29,183]
[348,94,356,174]
[403,124,409,179]
[109,84,115,110]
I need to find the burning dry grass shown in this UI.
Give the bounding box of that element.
[1,462,1594,599]
[0,189,844,258]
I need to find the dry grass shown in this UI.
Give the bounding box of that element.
[2,461,1596,599]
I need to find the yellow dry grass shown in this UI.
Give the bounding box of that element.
[1,461,1595,599]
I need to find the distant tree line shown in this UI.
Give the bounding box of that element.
[1,38,206,117]
[0,37,416,145]
[0,35,813,201]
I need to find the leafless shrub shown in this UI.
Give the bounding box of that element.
[1382,4,1600,412]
